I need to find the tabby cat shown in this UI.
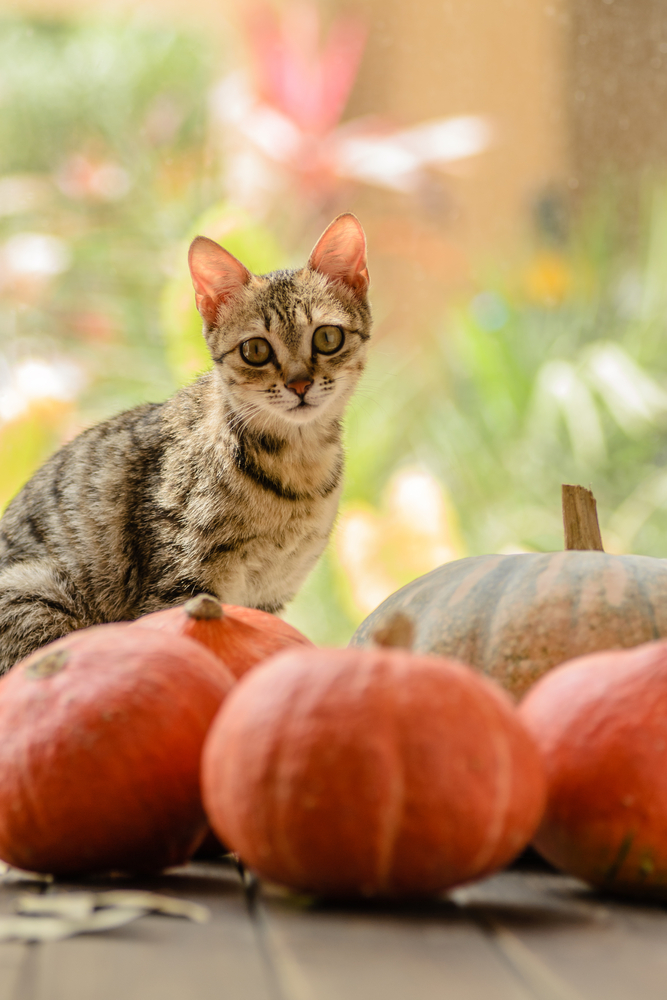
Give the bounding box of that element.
[0,213,371,674]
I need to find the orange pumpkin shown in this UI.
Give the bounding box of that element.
[519,640,667,896]
[132,594,313,680]
[202,644,545,897]
[351,551,667,698]
[0,624,234,876]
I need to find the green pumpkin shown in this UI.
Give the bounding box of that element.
[350,551,667,699]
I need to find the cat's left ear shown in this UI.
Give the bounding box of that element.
[308,214,369,299]
[188,236,251,325]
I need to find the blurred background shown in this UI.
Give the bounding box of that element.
[2,0,667,644]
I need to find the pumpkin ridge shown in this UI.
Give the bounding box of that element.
[13,724,47,862]
[266,656,369,889]
[629,560,661,641]
[265,687,302,885]
[259,664,307,886]
[600,559,628,609]
[371,655,406,895]
[209,667,297,880]
[483,553,567,691]
[449,556,521,673]
[270,665,341,886]
[445,555,506,609]
[475,555,539,681]
[533,551,571,603]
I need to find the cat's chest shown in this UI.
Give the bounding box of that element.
[174,428,343,608]
[206,486,340,609]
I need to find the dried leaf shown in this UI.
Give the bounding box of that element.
[15,892,97,921]
[0,861,52,884]
[91,890,210,923]
[0,907,143,942]
[15,889,209,924]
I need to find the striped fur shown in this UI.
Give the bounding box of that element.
[0,215,372,673]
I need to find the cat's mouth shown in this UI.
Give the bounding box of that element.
[284,398,321,421]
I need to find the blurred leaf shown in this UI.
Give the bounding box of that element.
[17,889,209,923]
[282,547,358,646]
[160,203,284,384]
[0,403,70,512]
[0,907,143,942]
[289,178,667,643]
[0,17,211,174]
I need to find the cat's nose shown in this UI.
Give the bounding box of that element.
[286,377,313,398]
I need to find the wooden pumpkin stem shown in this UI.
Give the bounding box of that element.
[372,611,415,650]
[184,594,224,620]
[562,485,604,551]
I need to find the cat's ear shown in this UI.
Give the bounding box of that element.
[308,214,369,298]
[188,236,251,325]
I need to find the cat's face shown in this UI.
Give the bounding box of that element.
[206,268,370,429]
[188,214,371,434]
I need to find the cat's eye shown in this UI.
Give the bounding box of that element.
[313,325,344,354]
[241,338,272,365]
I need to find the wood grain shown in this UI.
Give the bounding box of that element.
[0,875,37,1000]
[4,862,667,1000]
[2,862,273,1000]
[454,871,667,1000]
[257,882,534,1000]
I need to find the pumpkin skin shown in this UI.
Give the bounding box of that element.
[202,645,545,897]
[221,603,314,648]
[0,624,234,876]
[132,595,313,680]
[519,640,667,896]
[351,552,667,698]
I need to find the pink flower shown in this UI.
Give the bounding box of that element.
[212,2,491,209]
[244,2,366,137]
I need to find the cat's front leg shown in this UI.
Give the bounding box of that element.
[0,560,86,674]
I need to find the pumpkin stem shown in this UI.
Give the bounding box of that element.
[562,485,604,551]
[372,611,415,650]
[184,594,224,620]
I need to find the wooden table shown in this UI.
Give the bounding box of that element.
[2,858,666,1000]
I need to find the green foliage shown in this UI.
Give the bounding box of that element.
[160,204,284,384]
[0,407,65,513]
[408,191,667,559]
[0,13,217,496]
[0,16,210,174]
[285,183,667,644]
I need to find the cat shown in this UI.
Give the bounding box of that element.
[0,213,371,674]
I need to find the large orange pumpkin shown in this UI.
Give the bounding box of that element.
[0,624,234,876]
[132,594,313,680]
[519,640,667,896]
[202,644,545,897]
[351,551,667,698]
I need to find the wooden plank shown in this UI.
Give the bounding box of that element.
[6,861,667,1000]
[454,871,667,1000]
[20,862,274,1000]
[257,881,538,1000]
[0,869,49,1000]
